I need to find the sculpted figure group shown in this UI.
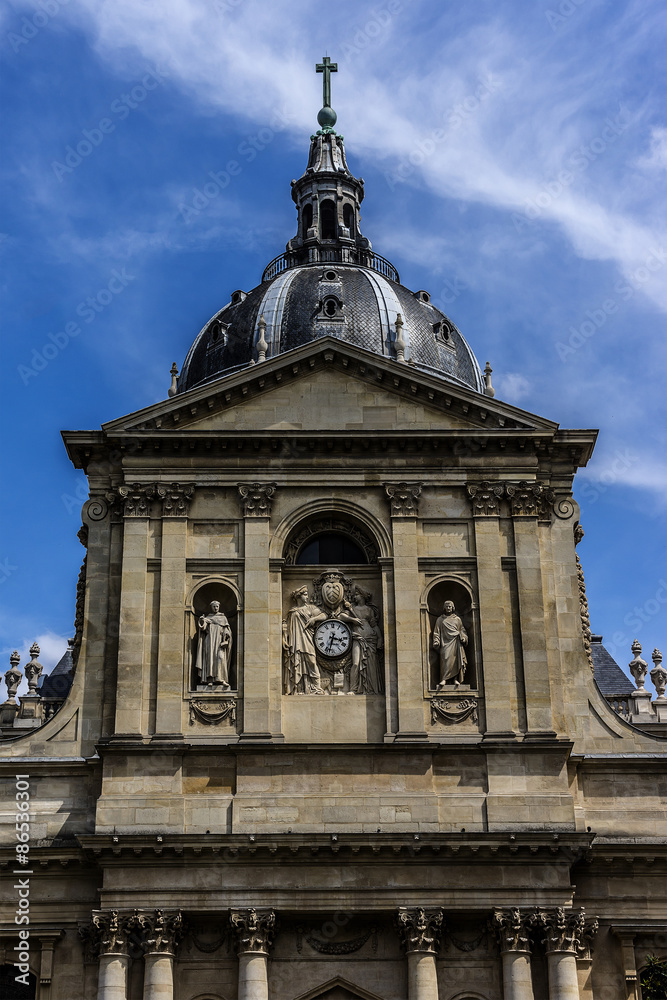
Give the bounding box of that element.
[283,571,384,695]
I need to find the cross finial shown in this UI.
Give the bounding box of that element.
[316,55,338,108]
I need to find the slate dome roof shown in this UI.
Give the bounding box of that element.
[177,264,484,394]
[175,105,485,396]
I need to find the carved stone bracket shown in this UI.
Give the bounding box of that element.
[230,908,276,955]
[396,907,445,954]
[553,496,576,519]
[238,483,277,517]
[189,698,237,726]
[157,483,195,517]
[430,697,478,725]
[531,907,598,956]
[491,908,533,954]
[506,481,555,518]
[466,481,504,516]
[385,482,422,517]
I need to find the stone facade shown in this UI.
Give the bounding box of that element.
[1,79,666,1000]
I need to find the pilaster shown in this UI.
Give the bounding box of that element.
[154,484,194,737]
[467,484,515,737]
[385,483,428,740]
[509,485,556,737]
[238,484,278,740]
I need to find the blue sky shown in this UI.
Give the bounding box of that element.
[1,0,666,692]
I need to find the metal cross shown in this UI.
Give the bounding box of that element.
[316,56,338,108]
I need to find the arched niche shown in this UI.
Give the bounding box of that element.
[422,577,479,692]
[320,199,337,240]
[186,578,240,692]
[281,514,384,697]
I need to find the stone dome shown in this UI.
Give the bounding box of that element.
[176,115,484,396]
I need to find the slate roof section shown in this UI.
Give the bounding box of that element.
[38,638,75,700]
[591,634,635,695]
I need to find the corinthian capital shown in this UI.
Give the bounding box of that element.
[157,483,195,517]
[385,482,422,517]
[396,907,444,954]
[466,481,504,516]
[531,907,597,956]
[490,908,532,954]
[238,483,277,517]
[131,908,186,956]
[88,910,131,957]
[230,908,276,954]
[506,481,555,518]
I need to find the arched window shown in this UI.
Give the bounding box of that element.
[296,532,367,565]
[320,200,337,240]
[343,203,355,235]
[0,965,36,999]
[302,202,313,234]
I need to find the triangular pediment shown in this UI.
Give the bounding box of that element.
[292,976,386,1000]
[102,338,556,437]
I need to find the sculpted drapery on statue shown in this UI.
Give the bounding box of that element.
[432,600,468,689]
[283,586,327,695]
[195,600,232,689]
[345,586,384,694]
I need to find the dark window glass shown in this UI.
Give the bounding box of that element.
[343,203,355,234]
[303,203,313,233]
[320,200,337,240]
[296,533,367,565]
[0,966,37,1000]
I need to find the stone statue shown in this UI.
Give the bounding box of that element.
[24,642,43,693]
[283,586,326,695]
[341,586,384,694]
[195,601,232,689]
[432,600,468,689]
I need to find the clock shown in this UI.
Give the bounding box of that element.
[314,618,352,658]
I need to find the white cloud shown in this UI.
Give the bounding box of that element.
[638,126,667,171]
[495,372,531,404]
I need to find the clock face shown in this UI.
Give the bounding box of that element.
[314,618,351,658]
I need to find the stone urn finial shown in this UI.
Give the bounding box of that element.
[629,640,648,691]
[5,651,23,703]
[394,313,406,363]
[651,648,666,700]
[24,642,43,694]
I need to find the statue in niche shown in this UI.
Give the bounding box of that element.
[195,601,232,689]
[343,586,384,694]
[283,586,327,695]
[432,600,468,689]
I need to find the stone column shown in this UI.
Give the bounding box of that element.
[385,484,428,740]
[137,909,186,1000]
[491,908,535,1000]
[238,484,277,741]
[534,907,598,1000]
[113,484,156,737]
[89,910,131,1000]
[467,483,515,737]
[230,908,276,1000]
[508,483,556,737]
[154,485,194,737]
[396,906,444,1000]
